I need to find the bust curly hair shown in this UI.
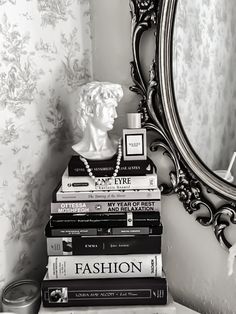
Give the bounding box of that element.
[76,81,123,132]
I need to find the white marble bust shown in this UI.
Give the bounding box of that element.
[72,81,123,160]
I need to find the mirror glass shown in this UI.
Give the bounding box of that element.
[172,0,236,184]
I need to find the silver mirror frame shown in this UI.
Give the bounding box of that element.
[129,0,236,250]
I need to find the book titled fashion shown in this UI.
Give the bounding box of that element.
[46,254,162,280]
[46,235,162,256]
[54,184,161,202]
[41,277,168,307]
[68,155,156,176]
[61,168,157,192]
[51,199,161,214]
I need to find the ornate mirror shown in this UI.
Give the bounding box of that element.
[129,0,236,250]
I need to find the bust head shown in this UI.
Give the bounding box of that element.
[72,81,123,160]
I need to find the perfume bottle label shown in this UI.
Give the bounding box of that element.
[125,134,144,156]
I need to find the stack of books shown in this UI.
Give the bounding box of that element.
[41,155,174,312]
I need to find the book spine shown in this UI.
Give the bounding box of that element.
[61,174,157,192]
[51,200,161,214]
[55,188,161,202]
[49,220,160,228]
[45,225,163,237]
[46,254,162,280]
[46,235,161,255]
[42,277,167,307]
[49,212,161,228]
[50,212,160,220]
[68,157,155,177]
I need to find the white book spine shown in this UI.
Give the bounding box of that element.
[61,172,157,192]
[56,188,161,202]
[38,301,176,314]
[51,200,161,214]
[46,254,162,280]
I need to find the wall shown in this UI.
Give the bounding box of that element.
[90,0,139,136]
[173,0,236,176]
[90,1,236,314]
[0,0,92,294]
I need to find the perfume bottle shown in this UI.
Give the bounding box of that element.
[123,113,147,160]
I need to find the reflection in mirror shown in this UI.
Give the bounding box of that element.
[132,0,236,249]
[172,0,236,184]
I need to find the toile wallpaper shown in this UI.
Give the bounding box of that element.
[173,0,236,178]
[0,0,92,296]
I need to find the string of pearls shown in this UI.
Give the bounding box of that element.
[79,139,122,185]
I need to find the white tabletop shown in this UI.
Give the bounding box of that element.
[38,301,200,314]
[175,302,200,314]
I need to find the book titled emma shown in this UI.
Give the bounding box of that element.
[45,254,162,280]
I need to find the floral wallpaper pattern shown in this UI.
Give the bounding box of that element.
[173,0,236,179]
[0,0,92,298]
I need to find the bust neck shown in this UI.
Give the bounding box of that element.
[72,124,118,160]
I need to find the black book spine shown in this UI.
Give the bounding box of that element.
[50,220,160,228]
[46,235,161,255]
[42,277,167,307]
[49,212,161,228]
[45,222,163,237]
[51,212,160,220]
[68,156,156,177]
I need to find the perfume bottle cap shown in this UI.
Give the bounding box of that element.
[127,113,141,128]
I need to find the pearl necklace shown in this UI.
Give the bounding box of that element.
[79,139,122,185]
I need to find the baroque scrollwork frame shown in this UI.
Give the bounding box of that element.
[129,0,236,250]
